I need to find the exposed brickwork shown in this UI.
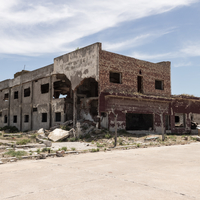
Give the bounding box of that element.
[99,50,171,98]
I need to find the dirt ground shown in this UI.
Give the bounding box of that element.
[1,143,200,200]
[0,129,200,161]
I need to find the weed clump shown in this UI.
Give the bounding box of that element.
[4,150,27,159]
[90,148,99,152]
[16,139,31,145]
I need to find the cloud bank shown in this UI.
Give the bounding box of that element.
[0,0,197,55]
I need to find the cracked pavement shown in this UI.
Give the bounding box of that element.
[1,143,200,200]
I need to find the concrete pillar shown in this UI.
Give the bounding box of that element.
[73,89,77,127]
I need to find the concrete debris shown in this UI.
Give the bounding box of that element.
[48,128,70,142]
[37,154,46,159]
[63,120,73,126]
[192,136,200,141]
[0,160,3,164]
[93,128,102,134]
[49,120,73,131]
[37,128,44,134]
[56,151,65,157]
[37,132,48,140]
[36,137,52,147]
[84,126,95,135]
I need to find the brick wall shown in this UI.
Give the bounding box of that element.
[99,50,171,97]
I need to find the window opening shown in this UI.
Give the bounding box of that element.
[33,108,37,112]
[110,72,121,84]
[155,80,164,90]
[175,113,185,127]
[24,115,29,123]
[137,76,143,93]
[24,87,30,97]
[4,93,9,101]
[13,115,17,123]
[41,83,49,94]
[42,113,47,122]
[4,115,7,123]
[175,116,179,123]
[14,91,18,99]
[0,112,2,117]
[55,112,61,122]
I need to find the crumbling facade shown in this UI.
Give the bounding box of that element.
[0,42,200,134]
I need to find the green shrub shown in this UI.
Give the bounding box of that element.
[60,125,71,131]
[136,143,140,148]
[41,147,51,152]
[0,126,19,133]
[16,139,31,145]
[4,150,27,158]
[90,148,99,152]
[61,147,67,151]
[118,138,123,145]
[36,149,41,154]
[69,137,77,142]
[71,147,76,151]
[96,142,104,147]
[104,133,111,139]
[30,134,37,139]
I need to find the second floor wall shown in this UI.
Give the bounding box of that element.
[99,50,171,97]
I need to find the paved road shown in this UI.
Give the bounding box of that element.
[1,143,200,200]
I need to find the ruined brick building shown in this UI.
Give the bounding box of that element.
[0,42,200,134]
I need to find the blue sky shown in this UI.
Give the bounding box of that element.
[0,0,200,96]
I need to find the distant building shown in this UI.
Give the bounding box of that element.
[0,42,199,134]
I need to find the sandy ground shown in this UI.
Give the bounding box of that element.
[1,142,200,200]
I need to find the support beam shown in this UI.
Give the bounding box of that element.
[73,89,77,128]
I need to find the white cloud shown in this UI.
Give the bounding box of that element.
[0,0,197,55]
[181,43,200,57]
[173,62,192,67]
[131,52,173,61]
[103,28,175,51]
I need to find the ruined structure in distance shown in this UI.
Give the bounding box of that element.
[0,42,200,134]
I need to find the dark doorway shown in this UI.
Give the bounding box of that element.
[137,76,143,93]
[126,113,153,130]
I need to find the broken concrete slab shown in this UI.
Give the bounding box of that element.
[0,160,3,164]
[144,136,159,141]
[48,128,70,142]
[37,128,44,134]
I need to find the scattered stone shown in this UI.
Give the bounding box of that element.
[0,160,3,164]
[48,128,71,142]
[56,151,65,157]
[37,154,46,159]
[183,136,188,140]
